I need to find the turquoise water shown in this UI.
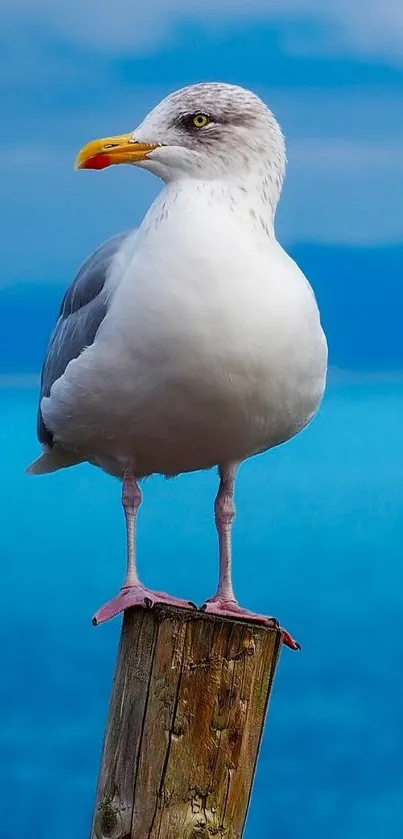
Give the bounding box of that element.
[2,380,403,838]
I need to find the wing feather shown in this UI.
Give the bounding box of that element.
[38,232,128,446]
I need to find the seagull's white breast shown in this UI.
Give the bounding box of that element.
[43,181,327,476]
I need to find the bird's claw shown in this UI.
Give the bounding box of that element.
[280,628,301,651]
[198,597,299,650]
[93,585,197,625]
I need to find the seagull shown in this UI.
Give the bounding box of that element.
[27,83,327,649]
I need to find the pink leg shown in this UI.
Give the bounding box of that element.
[93,465,195,625]
[202,462,301,651]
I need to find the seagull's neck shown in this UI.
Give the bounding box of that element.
[144,169,283,241]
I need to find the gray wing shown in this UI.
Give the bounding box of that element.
[38,232,129,447]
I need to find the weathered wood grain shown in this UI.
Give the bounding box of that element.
[90,606,282,839]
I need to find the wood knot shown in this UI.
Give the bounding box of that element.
[183,793,222,838]
[94,800,125,839]
[244,636,256,656]
[172,719,184,737]
[188,825,210,839]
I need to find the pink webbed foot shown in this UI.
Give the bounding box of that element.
[201,597,301,651]
[93,585,197,626]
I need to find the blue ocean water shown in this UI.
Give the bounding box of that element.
[1,379,403,838]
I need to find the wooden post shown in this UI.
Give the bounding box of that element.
[90,605,283,839]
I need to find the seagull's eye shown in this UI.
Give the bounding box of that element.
[191,113,210,128]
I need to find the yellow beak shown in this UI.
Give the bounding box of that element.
[75,133,160,170]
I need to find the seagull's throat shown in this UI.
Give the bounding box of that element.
[139,174,279,249]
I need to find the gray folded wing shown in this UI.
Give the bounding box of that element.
[38,232,129,446]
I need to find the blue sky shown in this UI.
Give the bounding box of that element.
[1,3,402,368]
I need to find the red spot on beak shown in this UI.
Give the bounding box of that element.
[80,154,113,170]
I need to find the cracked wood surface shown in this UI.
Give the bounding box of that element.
[90,606,282,839]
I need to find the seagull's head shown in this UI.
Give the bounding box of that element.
[75,83,286,185]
